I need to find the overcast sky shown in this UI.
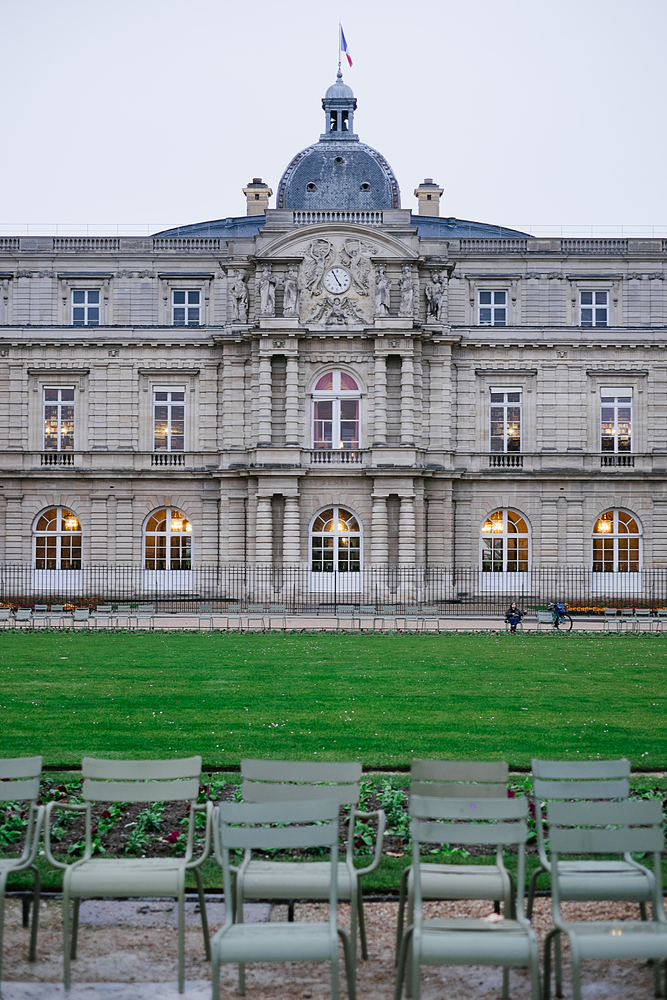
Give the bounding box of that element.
[2,0,666,235]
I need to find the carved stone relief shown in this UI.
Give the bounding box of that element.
[296,237,378,325]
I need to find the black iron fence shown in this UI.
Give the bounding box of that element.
[1,565,666,615]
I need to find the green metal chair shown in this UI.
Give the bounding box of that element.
[212,798,355,1000]
[544,798,667,1000]
[14,608,33,628]
[94,605,113,628]
[395,795,539,1000]
[44,755,212,994]
[70,608,91,628]
[0,756,44,990]
[396,761,512,962]
[198,602,214,629]
[602,608,620,631]
[536,610,554,630]
[134,604,155,629]
[238,759,385,973]
[267,604,286,630]
[655,608,667,631]
[0,608,13,628]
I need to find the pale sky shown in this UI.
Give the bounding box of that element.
[2,0,666,236]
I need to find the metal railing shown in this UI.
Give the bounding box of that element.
[1,565,665,615]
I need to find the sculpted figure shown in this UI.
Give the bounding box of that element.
[300,239,333,293]
[229,269,248,323]
[425,270,445,323]
[374,266,392,316]
[257,265,277,316]
[398,264,415,317]
[341,238,376,295]
[282,266,299,317]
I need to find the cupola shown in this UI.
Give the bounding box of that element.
[321,69,358,140]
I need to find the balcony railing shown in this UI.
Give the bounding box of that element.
[152,237,222,251]
[309,449,364,465]
[53,237,120,251]
[489,454,524,468]
[293,211,383,226]
[41,452,75,466]
[601,455,635,467]
[151,453,186,467]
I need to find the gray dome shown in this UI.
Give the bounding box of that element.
[277,140,401,210]
[325,74,355,101]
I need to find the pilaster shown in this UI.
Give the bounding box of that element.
[283,496,301,563]
[400,355,415,446]
[371,495,389,565]
[257,356,272,446]
[398,495,416,566]
[373,353,387,446]
[285,357,300,445]
[255,495,273,563]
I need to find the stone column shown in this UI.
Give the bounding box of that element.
[4,494,24,564]
[398,495,417,566]
[400,355,415,445]
[371,495,389,566]
[90,497,108,565]
[257,356,272,446]
[285,357,300,446]
[115,497,135,565]
[255,495,273,564]
[221,353,246,451]
[200,496,219,565]
[373,353,387,446]
[223,495,247,564]
[283,496,301,564]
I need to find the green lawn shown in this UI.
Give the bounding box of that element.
[1,630,666,768]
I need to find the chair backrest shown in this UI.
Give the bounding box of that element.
[547,799,665,914]
[635,609,651,618]
[603,608,618,617]
[241,758,361,806]
[96,605,112,613]
[404,605,419,613]
[50,605,65,612]
[199,603,213,613]
[34,604,48,612]
[15,609,32,620]
[269,604,285,612]
[81,756,202,803]
[537,611,553,623]
[532,758,630,800]
[116,604,132,612]
[337,605,354,613]
[411,759,508,799]
[248,603,264,612]
[0,608,13,620]
[227,603,241,611]
[620,608,634,617]
[422,606,439,614]
[137,604,154,613]
[359,605,376,614]
[72,609,89,621]
[0,755,43,803]
[382,605,396,613]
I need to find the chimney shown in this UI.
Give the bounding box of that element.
[414,178,444,217]
[243,177,273,216]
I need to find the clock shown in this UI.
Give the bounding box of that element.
[323,267,351,293]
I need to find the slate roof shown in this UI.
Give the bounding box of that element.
[152,215,531,239]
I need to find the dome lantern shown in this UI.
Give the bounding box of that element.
[321,70,358,141]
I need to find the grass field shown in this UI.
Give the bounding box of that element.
[1,630,665,768]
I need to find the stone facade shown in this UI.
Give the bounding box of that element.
[1,77,665,584]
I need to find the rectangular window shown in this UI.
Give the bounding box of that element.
[580,290,608,327]
[600,388,632,453]
[71,289,100,326]
[43,387,75,451]
[172,289,201,326]
[489,387,521,453]
[478,290,507,326]
[153,387,185,452]
[312,399,359,450]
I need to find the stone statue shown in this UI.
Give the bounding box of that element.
[398,265,415,317]
[229,269,248,323]
[282,266,299,317]
[374,265,392,316]
[300,239,334,293]
[341,238,376,295]
[425,270,445,323]
[257,265,277,316]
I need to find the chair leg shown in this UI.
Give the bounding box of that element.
[337,928,356,1000]
[571,940,582,1000]
[29,866,41,962]
[395,866,410,965]
[195,869,211,960]
[0,872,7,985]
[641,901,648,921]
[70,898,80,959]
[211,939,221,1000]
[63,884,71,991]
[653,951,662,997]
[502,966,510,1000]
[394,927,412,1000]
[356,885,369,960]
[526,865,544,919]
[330,939,340,1000]
[235,883,246,995]
[555,930,563,998]
[543,927,558,1000]
[177,891,185,994]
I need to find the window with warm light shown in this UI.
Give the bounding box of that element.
[311,507,361,573]
[481,509,529,572]
[34,507,82,569]
[153,387,185,452]
[600,389,632,453]
[43,387,75,452]
[489,388,521,453]
[592,510,640,573]
[312,370,360,451]
[144,508,192,570]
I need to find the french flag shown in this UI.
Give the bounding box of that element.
[340,25,353,67]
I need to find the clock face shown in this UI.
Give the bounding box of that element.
[323,267,351,293]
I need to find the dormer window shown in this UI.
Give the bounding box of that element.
[306,183,317,192]
[360,182,371,192]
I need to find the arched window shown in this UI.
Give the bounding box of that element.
[592,510,641,573]
[311,507,361,573]
[144,508,192,570]
[312,370,360,451]
[34,507,82,569]
[481,509,529,572]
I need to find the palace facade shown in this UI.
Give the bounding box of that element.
[1,72,666,599]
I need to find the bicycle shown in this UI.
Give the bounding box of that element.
[547,601,573,631]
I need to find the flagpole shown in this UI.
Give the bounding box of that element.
[338,23,342,74]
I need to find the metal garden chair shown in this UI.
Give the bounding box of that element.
[656,608,667,631]
[336,605,355,631]
[198,602,214,629]
[603,608,620,631]
[114,604,133,627]
[267,604,286,630]
[396,760,512,961]
[0,756,44,990]
[70,608,91,628]
[44,755,212,994]
[94,605,113,628]
[536,610,554,630]
[395,795,539,1000]
[212,798,355,1000]
[49,605,69,627]
[14,608,33,628]
[0,608,13,628]
[239,759,385,972]
[32,604,49,628]
[544,798,667,1000]
[135,604,155,629]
